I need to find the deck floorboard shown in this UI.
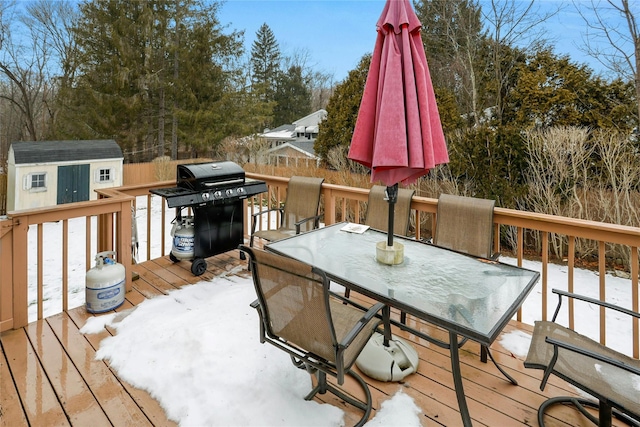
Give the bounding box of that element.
[1,251,616,426]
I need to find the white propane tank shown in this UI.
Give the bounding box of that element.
[86,251,126,313]
[171,216,195,260]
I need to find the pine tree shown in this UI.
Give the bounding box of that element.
[250,23,281,111]
[68,0,243,161]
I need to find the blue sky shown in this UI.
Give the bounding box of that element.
[217,0,628,82]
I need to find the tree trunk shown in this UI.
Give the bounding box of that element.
[158,86,165,158]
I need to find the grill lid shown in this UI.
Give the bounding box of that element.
[177,161,245,191]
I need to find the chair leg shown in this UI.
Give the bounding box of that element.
[535,396,637,427]
[305,369,373,427]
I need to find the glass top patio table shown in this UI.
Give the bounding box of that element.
[266,222,540,347]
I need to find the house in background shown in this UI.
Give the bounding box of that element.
[258,109,326,167]
[7,140,123,212]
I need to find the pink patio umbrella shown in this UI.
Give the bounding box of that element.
[348,0,449,247]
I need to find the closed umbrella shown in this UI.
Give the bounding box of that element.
[350,0,449,383]
[348,0,449,247]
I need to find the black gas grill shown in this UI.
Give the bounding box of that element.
[150,161,267,275]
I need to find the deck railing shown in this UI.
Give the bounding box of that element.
[0,194,133,331]
[1,172,638,358]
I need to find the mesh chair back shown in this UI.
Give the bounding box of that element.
[365,185,415,236]
[281,176,324,232]
[434,193,495,259]
[250,248,337,363]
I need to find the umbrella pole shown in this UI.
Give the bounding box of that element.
[386,184,398,247]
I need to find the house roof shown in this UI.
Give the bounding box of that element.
[260,125,296,141]
[11,140,123,164]
[266,139,319,159]
[289,140,318,157]
[293,109,327,127]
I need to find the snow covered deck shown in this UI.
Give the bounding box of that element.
[0,250,606,427]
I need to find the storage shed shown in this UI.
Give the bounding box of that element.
[7,140,124,212]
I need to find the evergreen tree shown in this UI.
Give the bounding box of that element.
[508,49,638,131]
[273,65,312,125]
[314,54,371,162]
[68,0,243,161]
[250,23,280,110]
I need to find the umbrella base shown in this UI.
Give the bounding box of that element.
[376,241,404,265]
[356,332,419,381]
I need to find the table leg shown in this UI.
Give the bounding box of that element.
[450,331,473,427]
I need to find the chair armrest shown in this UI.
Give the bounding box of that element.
[540,334,640,391]
[545,336,640,377]
[339,302,385,348]
[294,214,324,234]
[551,288,640,322]
[251,208,284,233]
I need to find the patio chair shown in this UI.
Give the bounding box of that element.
[249,176,324,248]
[364,185,415,236]
[525,289,640,427]
[432,193,497,260]
[239,245,384,427]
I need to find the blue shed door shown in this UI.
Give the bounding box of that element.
[57,164,90,204]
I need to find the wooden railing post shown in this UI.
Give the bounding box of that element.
[11,216,29,329]
[0,217,15,331]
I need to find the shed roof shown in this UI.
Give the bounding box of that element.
[11,140,123,164]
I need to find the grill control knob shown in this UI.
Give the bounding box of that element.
[201,192,210,201]
[213,191,222,198]
[225,189,234,196]
[237,187,245,194]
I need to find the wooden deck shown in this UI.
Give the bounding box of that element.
[1,251,610,426]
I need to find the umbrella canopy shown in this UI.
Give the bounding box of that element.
[348,0,449,187]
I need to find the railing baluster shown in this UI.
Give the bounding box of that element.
[599,241,606,345]
[62,219,68,312]
[568,236,575,330]
[161,196,166,257]
[517,227,523,267]
[632,246,639,359]
[37,224,43,320]
[516,227,524,321]
[85,216,91,272]
[542,232,549,321]
[146,194,152,262]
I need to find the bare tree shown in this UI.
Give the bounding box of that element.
[280,46,335,111]
[416,0,487,126]
[574,0,640,126]
[0,0,76,143]
[23,0,79,136]
[0,2,40,141]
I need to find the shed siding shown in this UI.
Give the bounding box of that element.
[7,140,124,212]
